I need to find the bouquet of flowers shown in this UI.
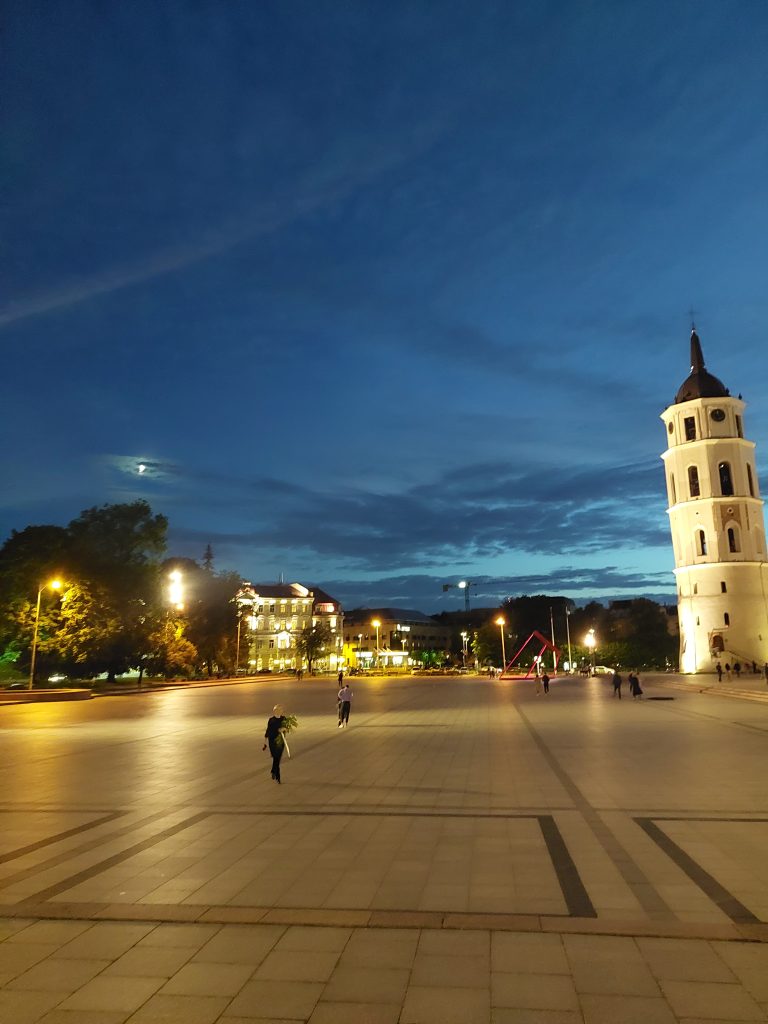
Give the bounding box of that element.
[280,713,298,756]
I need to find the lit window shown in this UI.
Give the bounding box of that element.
[719,462,734,496]
[688,466,700,498]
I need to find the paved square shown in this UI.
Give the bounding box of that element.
[1,672,768,1021]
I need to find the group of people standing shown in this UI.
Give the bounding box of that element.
[715,660,768,682]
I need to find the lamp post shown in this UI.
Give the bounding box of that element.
[565,605,573,673]
[168,569,184,611]
[584,628,596,675]
[495,616,506,672]
[371,619,381,667]
[460,630,468,669]
[29,579,62,690]
[357,633,363,668]
[235,608,242,676]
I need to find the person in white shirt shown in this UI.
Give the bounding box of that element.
[337,684,353,728]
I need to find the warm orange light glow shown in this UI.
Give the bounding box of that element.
[371,618,381,628]
[49,579,62,591]
[495,616,505,627]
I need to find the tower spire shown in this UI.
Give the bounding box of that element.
[690,327,705,375]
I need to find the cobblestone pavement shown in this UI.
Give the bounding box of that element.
[1,672,767,1022]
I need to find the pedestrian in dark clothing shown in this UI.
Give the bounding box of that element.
[541,672,550,694]
[612,670,622,699]
[628,671,643,698]
[338,669,344,685]
[764,663,768,683]
[725,663,732,680]
[752,661,758,674]
[338,684,353,727]
[715,662,722,682]
[263,704,286,783]
[734,662,742,679]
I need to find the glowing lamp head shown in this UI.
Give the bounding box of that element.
[495,616,505,627]
[49,579,62,591]
[584,630,596,649]
[458,580,467,589]
[371,619,381,628]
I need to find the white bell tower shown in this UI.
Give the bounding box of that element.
[661,328,768,673]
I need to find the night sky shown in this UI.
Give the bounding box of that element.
[3,2,768,612]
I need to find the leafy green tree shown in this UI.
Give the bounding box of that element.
[178,565,241,677]
[295,622,332,673]
[0,501,168,683]
[144,618,198,679]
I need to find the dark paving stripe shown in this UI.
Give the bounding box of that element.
[18,811,210,905]
[538,815,596,918]
[512,702,674,920]
[635,817,760,924]
[0,811,124,865]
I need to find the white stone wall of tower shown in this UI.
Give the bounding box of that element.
[661,380,768,673]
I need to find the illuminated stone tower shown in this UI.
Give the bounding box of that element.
[661,328,768,673]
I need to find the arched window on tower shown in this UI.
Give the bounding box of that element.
[719,462,734,496]
[755,528,764,555]
[688,466,700,498]
[727,526,740,553]
[697,529,707,556]
[747,464,755,497]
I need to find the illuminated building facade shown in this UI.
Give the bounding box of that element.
[237,582,343,672]
[661,329,768,672]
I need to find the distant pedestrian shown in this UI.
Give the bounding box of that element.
[725,663,732,680]
[612,670,622,699]
[338,683,353,727]
[716,662,723,682]
[752,661,758,674]
[338,669,344,685]
[541,672,550,694]
[628,671,643,699]
[263,704,286,784]
[734,661,742,679]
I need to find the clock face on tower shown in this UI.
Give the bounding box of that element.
[710,408,726,422]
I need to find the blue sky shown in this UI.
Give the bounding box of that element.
[3,1,767,611]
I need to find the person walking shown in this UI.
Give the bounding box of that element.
[338,682,353,728]
[338,668,344,685]
[763,662,768,684]
[734,661,742,679]
[716,661,723,682]
[628,671,643,699]
[725,662,732,680]
[263,704,286,784]
[541,672,550,694]
[612,669,622,699]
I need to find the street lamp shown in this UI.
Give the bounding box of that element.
[584,628,596,675]
[495,616,506,672]
[565,605,573,673]
[460,630,468,669]
[29,579,62,690]
[168,569,184,611]
[371,619,381,666]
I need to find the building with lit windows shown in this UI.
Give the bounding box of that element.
[661,328,768,673]
[343,608,451,667]
[237,582,343,672]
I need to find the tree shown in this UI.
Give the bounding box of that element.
[180,566,241,677]
[0,501,168,683]
[295,622,332,674]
